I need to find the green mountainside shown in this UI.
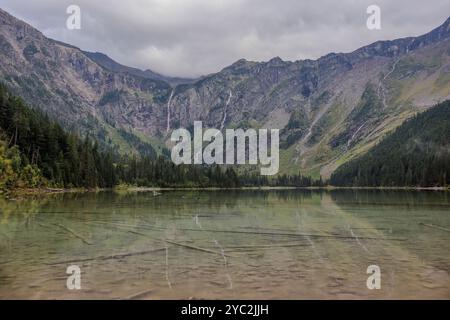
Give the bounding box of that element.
[331,100,450,187]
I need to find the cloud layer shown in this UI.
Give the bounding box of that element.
[2,0,449,77]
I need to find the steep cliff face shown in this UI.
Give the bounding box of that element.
[1,7,449,177]
[0,8,172,156]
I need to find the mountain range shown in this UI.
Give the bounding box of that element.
[1,8,449,179]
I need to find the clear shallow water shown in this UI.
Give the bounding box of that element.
[0,190,449,299]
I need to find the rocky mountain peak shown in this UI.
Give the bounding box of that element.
[266,56,285,66]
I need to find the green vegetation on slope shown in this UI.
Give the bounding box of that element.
[0,85,116,190]
[280,109,309,148]
[0,140,43,190]
[330,84,383,149]
[330,100,450,187]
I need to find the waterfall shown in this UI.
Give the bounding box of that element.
[220,90,232,130]
[166,89,174,132]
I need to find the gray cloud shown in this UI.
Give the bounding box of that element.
[1,0,449,77]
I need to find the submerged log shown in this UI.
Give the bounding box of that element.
[124,289,154,300]
[419,222,450,233]
[46,247,166,265]
[37,222,93,245]
[221,242,309,249]
[53,223,94,245]
[165,240,237,258]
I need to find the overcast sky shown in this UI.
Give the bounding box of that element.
[1,0,449,77]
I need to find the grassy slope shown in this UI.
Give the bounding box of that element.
[330,100,450,187]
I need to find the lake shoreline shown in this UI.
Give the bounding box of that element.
[3,185,449,199]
